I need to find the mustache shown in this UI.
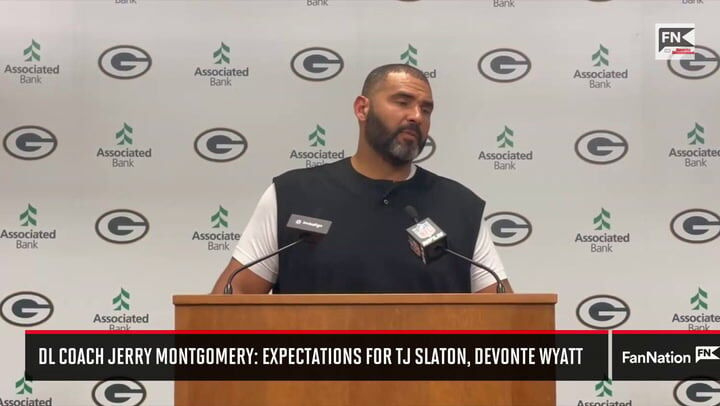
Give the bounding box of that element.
[394,123,422,139]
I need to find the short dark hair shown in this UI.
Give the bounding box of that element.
[361,64,430,97]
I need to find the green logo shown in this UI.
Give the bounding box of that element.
[595,377,612,397]
[691,287,708,310]
[497,126,514,148]
[24,40,40,62]
[593,208,611,231]
[592,44,609,67]
[687,122,705,145]
[20,204,37,227]
[115,123,133,146]
[16,375,32,395]
[400,44,418,67]
[213,42,230,65]
[113,288,130,311]
[309,124,326,147]
[211,206,229,228]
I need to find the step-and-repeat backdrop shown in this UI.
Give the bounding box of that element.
[1,0,718,405]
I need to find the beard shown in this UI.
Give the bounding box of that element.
[365,107,427,167]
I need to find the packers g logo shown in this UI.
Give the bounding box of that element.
[671,209,720,244]
[98,46,152,79]
[477,49,531,83]
[1,292,54,327]
[92,379,147,406]
[575,130,628,164]
[484,212,532,246]
[668,46,719,80]
[576,295,630,330]
[674,379,720,406]
[194,128,248,162]
[413,136,435,163]
[290,47,344,81]
[95,210,150,244]
[3,126,58,160]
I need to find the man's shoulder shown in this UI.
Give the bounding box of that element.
[417,166,485,204]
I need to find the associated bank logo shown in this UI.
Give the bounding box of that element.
[98,45,152,79]
[672,287,720,330]
[668,45,719,80]
[1,292,53,327]
[3,126,58,160]
[575,130,628,164]
[192,205,240,251]
[477,49,531,83]
[291,47,343,81]
[15,375,32,395]
[572,44,628,88]
[194,42,249,86]
[1,204,58,249]
[670,209,720,244]
[96,123,152,168]
[194,128,248,162]
[477,125,534,170]
[575,208,630,253]
[674,379,720,406]
[576,295,630,329]
[3,39,61,84]
[413,136,435,163]
[92,379,146,406]
[95,210,149,244]
[93,288,149,330]
[113,288,130,311]
[399,44,437,78]
[289,124,346,168]
[2,373,53,405]
[596,378,612,397]
[484,212,532,246]
[575,377,633,405]
[668,123,718,168]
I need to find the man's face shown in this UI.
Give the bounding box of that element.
[364,72,434,166]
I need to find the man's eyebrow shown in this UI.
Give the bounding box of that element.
[391,92,434,109]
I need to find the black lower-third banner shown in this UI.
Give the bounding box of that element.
[23,330,720,381]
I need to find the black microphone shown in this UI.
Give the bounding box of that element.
[223,214,332,294]
[404,205,506,293]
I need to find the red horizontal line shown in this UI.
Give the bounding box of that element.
[612,330,720,334]
[26,330,607,335]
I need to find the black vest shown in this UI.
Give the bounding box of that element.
[273,158,485,293]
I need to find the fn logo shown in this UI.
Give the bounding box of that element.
[695,346,720,362]
[656,23,695,60]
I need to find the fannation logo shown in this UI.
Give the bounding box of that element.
[92,379,146,406]
[1,204,57,249]
[668,45,719,79]
[194,128,248,162]
[194,42,249,86]
[95,210,149,244]
[477,125,534,170]
[670,209,720,244]
[192,205,240,251]
[413,136,435,163]
[93,288,149,330]
[98,45,151,79]
[674,378,720,406]
[672,288,720,331]
[96,123,152,168]
[575,130,628,164]
[575,208,630,253]
[576,295,630,330]
[3,39,61,84]
[572,44,628,88]
[399,44,437,78]
[291,47,343,81]
[0,292,53,327]
[477,49,531,82]
[668,123,718,168]
[289,124,346,168]
[484,212,532,246]
[3,126,58,160]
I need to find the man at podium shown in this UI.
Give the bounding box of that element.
[212,64,512,295]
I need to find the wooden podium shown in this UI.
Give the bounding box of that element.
[174,294,556,406]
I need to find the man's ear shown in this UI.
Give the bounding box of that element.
[354,96,369,121]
